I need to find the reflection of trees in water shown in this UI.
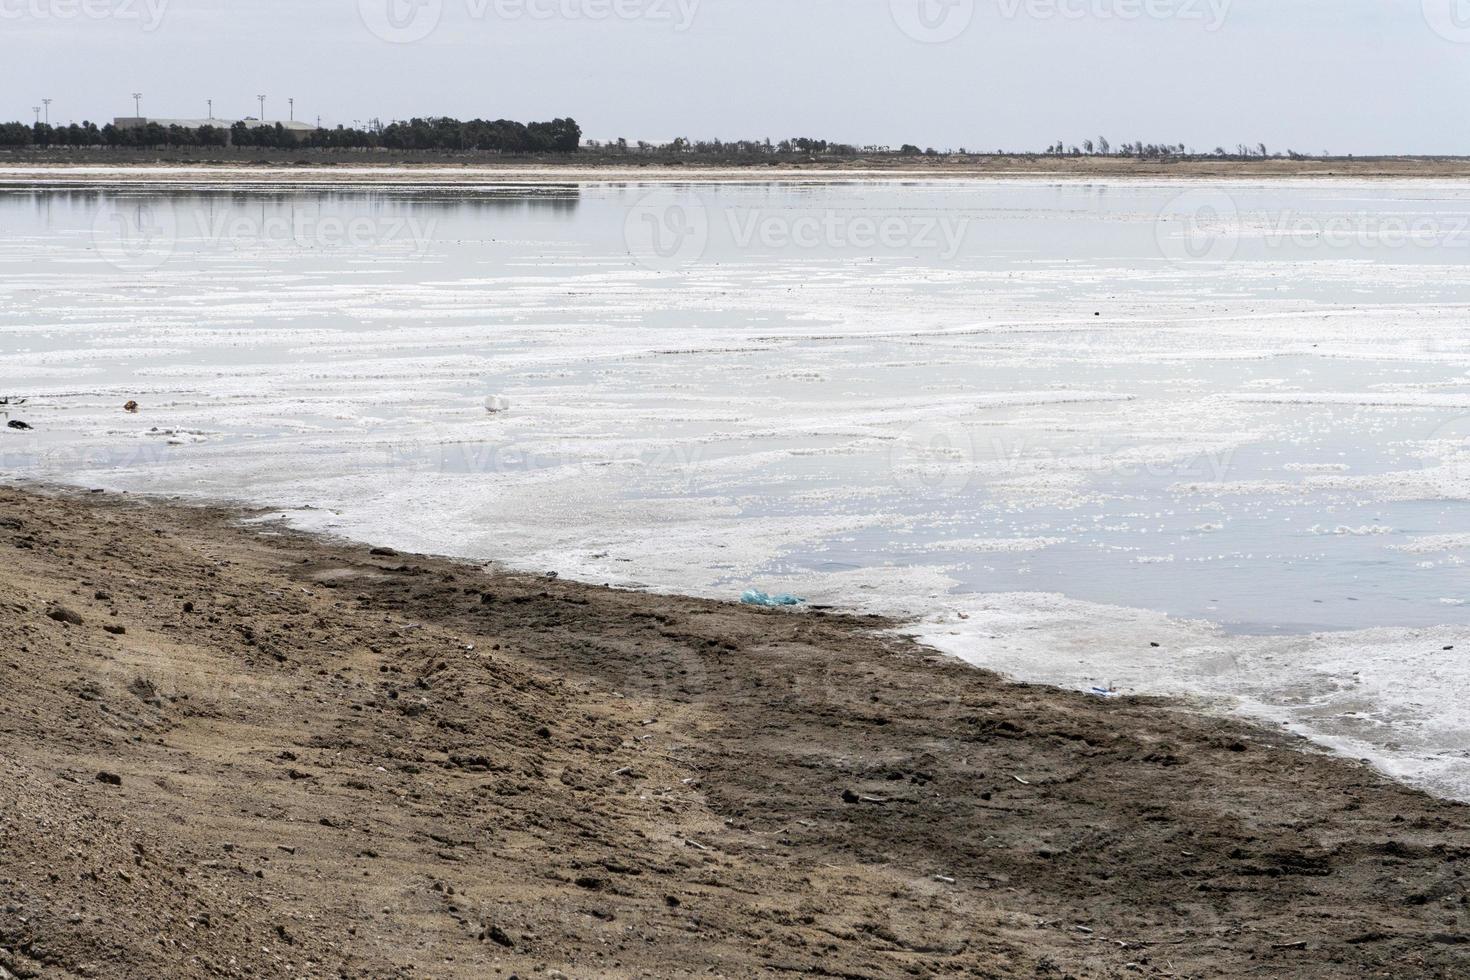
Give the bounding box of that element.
[3,185,583,228]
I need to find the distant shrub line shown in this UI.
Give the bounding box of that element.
[0,121,1338,161]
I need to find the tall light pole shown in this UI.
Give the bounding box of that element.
[132,92,142,118]
[288,97,294,121]
[41,98,51,125]
[206,98,213,119]
[257,94,266,120]
[31,107,40,125]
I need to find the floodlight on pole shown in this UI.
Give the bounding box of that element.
[132,93,142,117]
[41,99,51,125]
[207,98,213,119]
[31,107,40,125]
[258,95,266,120]
[288,97,294,121]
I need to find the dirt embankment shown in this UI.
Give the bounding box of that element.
[1,484,1467,979]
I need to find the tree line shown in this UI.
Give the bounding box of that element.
[584,136,1326,160]
[0,120,1329,160]
[585,137,867,157]
[1040,138,1322,160]
[0,116,582,153]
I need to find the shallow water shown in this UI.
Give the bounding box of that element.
[3,178,1469,795]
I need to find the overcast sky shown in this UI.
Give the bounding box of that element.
[5,0,1469,154]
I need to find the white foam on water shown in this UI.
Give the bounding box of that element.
[910,592,1470,799]
[923,537,1066,553]
[1397,534,1470,554]
[1231,392,1470,408]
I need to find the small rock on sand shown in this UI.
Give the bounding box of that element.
[47,606,83,626]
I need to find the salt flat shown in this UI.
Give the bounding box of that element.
[3,178,1469,795]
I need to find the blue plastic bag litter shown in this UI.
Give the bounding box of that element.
[741,589,805,608]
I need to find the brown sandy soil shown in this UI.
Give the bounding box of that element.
[1,483,1468,979]
[4,155,1470,186]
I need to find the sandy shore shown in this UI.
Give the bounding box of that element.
[1,484,1468,978]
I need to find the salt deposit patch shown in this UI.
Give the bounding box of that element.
[1397,534,1470,554]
